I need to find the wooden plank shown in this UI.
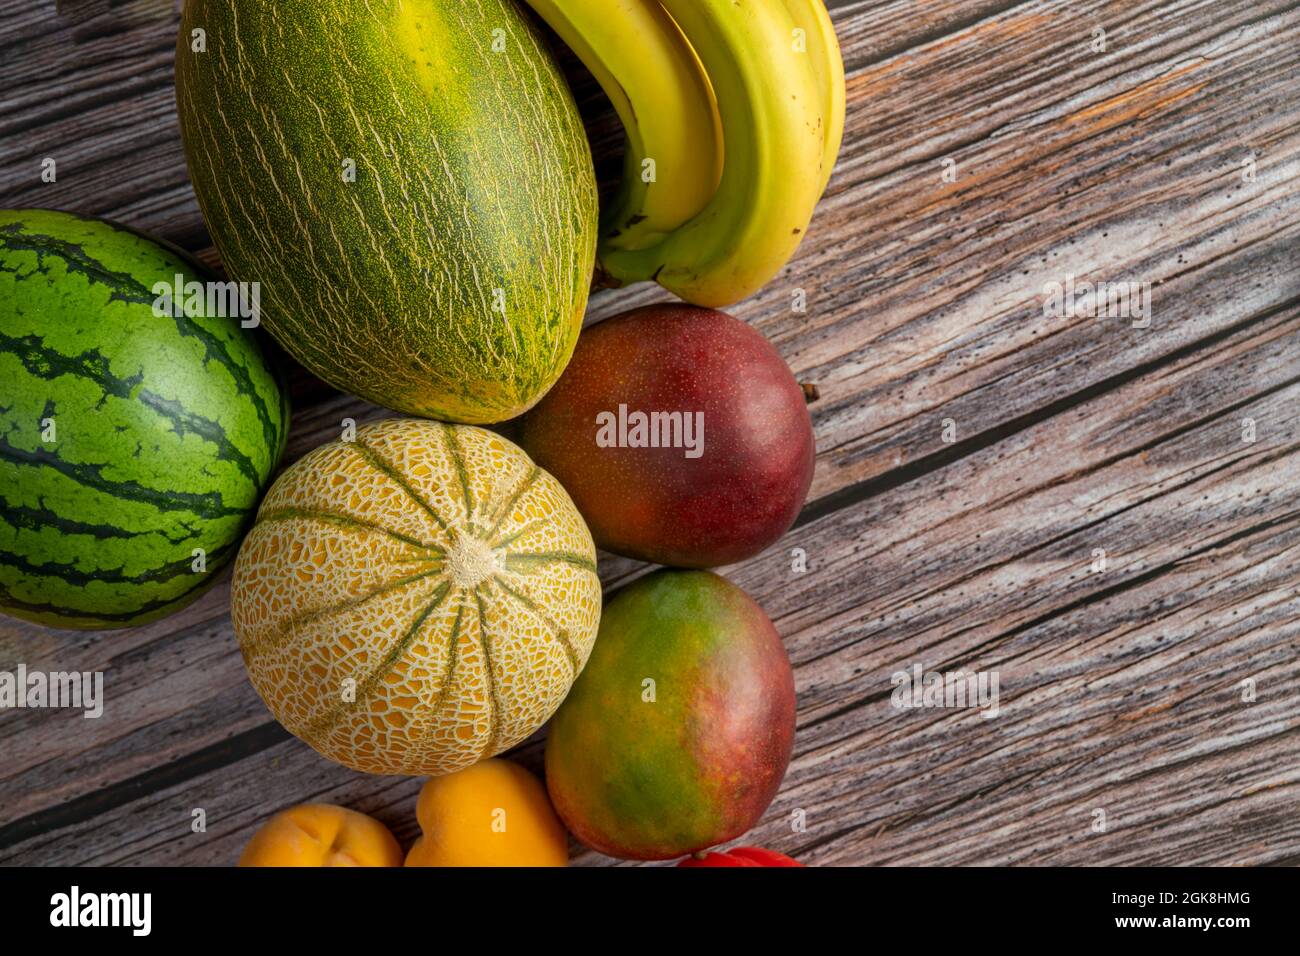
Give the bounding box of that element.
[1,0,1298,865]
[6,0,1296,497]
[2,295,1295,864]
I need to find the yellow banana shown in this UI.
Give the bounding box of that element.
[782,0,846,196]
[521,0,723,252]
[599,0,828,307]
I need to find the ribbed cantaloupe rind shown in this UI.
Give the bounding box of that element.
[231,419,601,775]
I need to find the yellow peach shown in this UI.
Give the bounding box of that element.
[405,759,568,867]
[239,804,402,867]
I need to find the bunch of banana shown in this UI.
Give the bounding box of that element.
[522,0,845,308]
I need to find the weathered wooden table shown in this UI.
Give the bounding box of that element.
[1,0,1297,866]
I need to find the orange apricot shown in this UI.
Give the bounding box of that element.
[405,759,568,867]
[239,804,402,867]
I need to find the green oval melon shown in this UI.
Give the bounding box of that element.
[174,0,598,424]
[0,209,289,630]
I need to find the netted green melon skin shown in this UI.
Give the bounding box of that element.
[0,209,289,630]
[175,0,599,424]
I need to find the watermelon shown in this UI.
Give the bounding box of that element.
[174,0,599,425]
[0,210,289,630]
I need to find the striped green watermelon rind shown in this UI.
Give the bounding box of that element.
[0,209,290,630]
[174,0,599,425]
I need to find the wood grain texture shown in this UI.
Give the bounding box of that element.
[1,0,1297,866]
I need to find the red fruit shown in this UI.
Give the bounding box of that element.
[678,847,804,868]
[728,847,804,866]
[518,305,815,568]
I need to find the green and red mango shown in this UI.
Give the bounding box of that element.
[518,305,815,568]
[545,569,796,860]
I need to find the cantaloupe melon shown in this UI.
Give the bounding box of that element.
[230,419,601,775]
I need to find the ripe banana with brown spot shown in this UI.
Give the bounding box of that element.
[521,0,723,253]
[783,0,847,197]
[598,0,832,307]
